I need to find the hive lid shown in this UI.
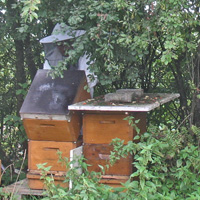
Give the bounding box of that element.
[68,93,180,112]
[20,69,86,117]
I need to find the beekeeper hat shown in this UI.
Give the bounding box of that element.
[40,23,86,44]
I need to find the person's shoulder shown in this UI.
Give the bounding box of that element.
[43,60,51,69]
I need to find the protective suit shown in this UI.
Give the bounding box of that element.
[40,23,97,97]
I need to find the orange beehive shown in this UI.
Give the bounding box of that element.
[69,92,180,187]
[23,112,81,142]
[20,69,90,142]
[83,112,146,144]
[28,139,82,172]
[83,144,133,176]
[82,112,146,178]
[26,173,68,190]
[26,138,82,190]
[99,176,130,188]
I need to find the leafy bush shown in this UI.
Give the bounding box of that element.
[0,115,27,186]
[38,124,200,200]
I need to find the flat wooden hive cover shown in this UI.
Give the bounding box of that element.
[20,69,86,116]
[69,93,180,112]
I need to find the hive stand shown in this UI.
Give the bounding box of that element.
[69,92,180,187]
[2,179,44,200]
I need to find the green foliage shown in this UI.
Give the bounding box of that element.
[123,115,141,135]
[38,156,118,200]
[109,125,200,199]
[21,0,40,22]
[32,0,199,126]
[0,188,12,200]
[0,115,27,185]
[16,83,29,97]
[36,124,200,200]
[0,0,200,192]
[52,0,200,92]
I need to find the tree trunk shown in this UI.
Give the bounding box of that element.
[24,35,37,81]
[15,39,26,114]
[169,60,189,123]
[192,44,200,127]
[6,0,27,114]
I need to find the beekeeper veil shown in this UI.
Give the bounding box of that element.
[40,23,86,69]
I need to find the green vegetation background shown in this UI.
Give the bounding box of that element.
[0,0,199,199]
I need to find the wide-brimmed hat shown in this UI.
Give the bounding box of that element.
[40,23,86,43]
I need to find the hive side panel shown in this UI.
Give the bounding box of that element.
[23,118,80,142]
[83,114,132,144]
[68,112,82,141]
[73,74,91,103]
[28,140,81,172]
[27,173,68,190]
[83,144,133,176]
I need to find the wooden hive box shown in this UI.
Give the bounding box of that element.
[69,92,180,188]
[20,70,90,142]
[83,144,133,176]
[27,173,68,190]
[83,112,147,144]
[100,175,130,188]
[28,138,82,172]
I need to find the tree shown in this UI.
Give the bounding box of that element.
[0,0,42,183]
[50,0,200,127]
[2,0,199,126]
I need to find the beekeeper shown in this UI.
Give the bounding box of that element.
[40,23,97,97]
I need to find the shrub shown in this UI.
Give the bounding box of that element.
[38,124,200,200]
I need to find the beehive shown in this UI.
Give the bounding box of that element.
[82,112,146,178]
[20,69,90,142]
[28,139,82,172]
[69,92,180,186]
[83,112,146,144]
[20,69,90,190]
[26,173,68,190]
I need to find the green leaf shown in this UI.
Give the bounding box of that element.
[134,135,140,140]
[135,119,140,124]
[177,159,182,168]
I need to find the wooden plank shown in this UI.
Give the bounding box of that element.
[68,93,180,112]
[27,173,68,190]
[3,179,45,199]
[69,146,83,189]
[100,176,129,188]
[70,146,83,175]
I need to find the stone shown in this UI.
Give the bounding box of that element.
[104,92,134,103]
[116,89,144,98]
